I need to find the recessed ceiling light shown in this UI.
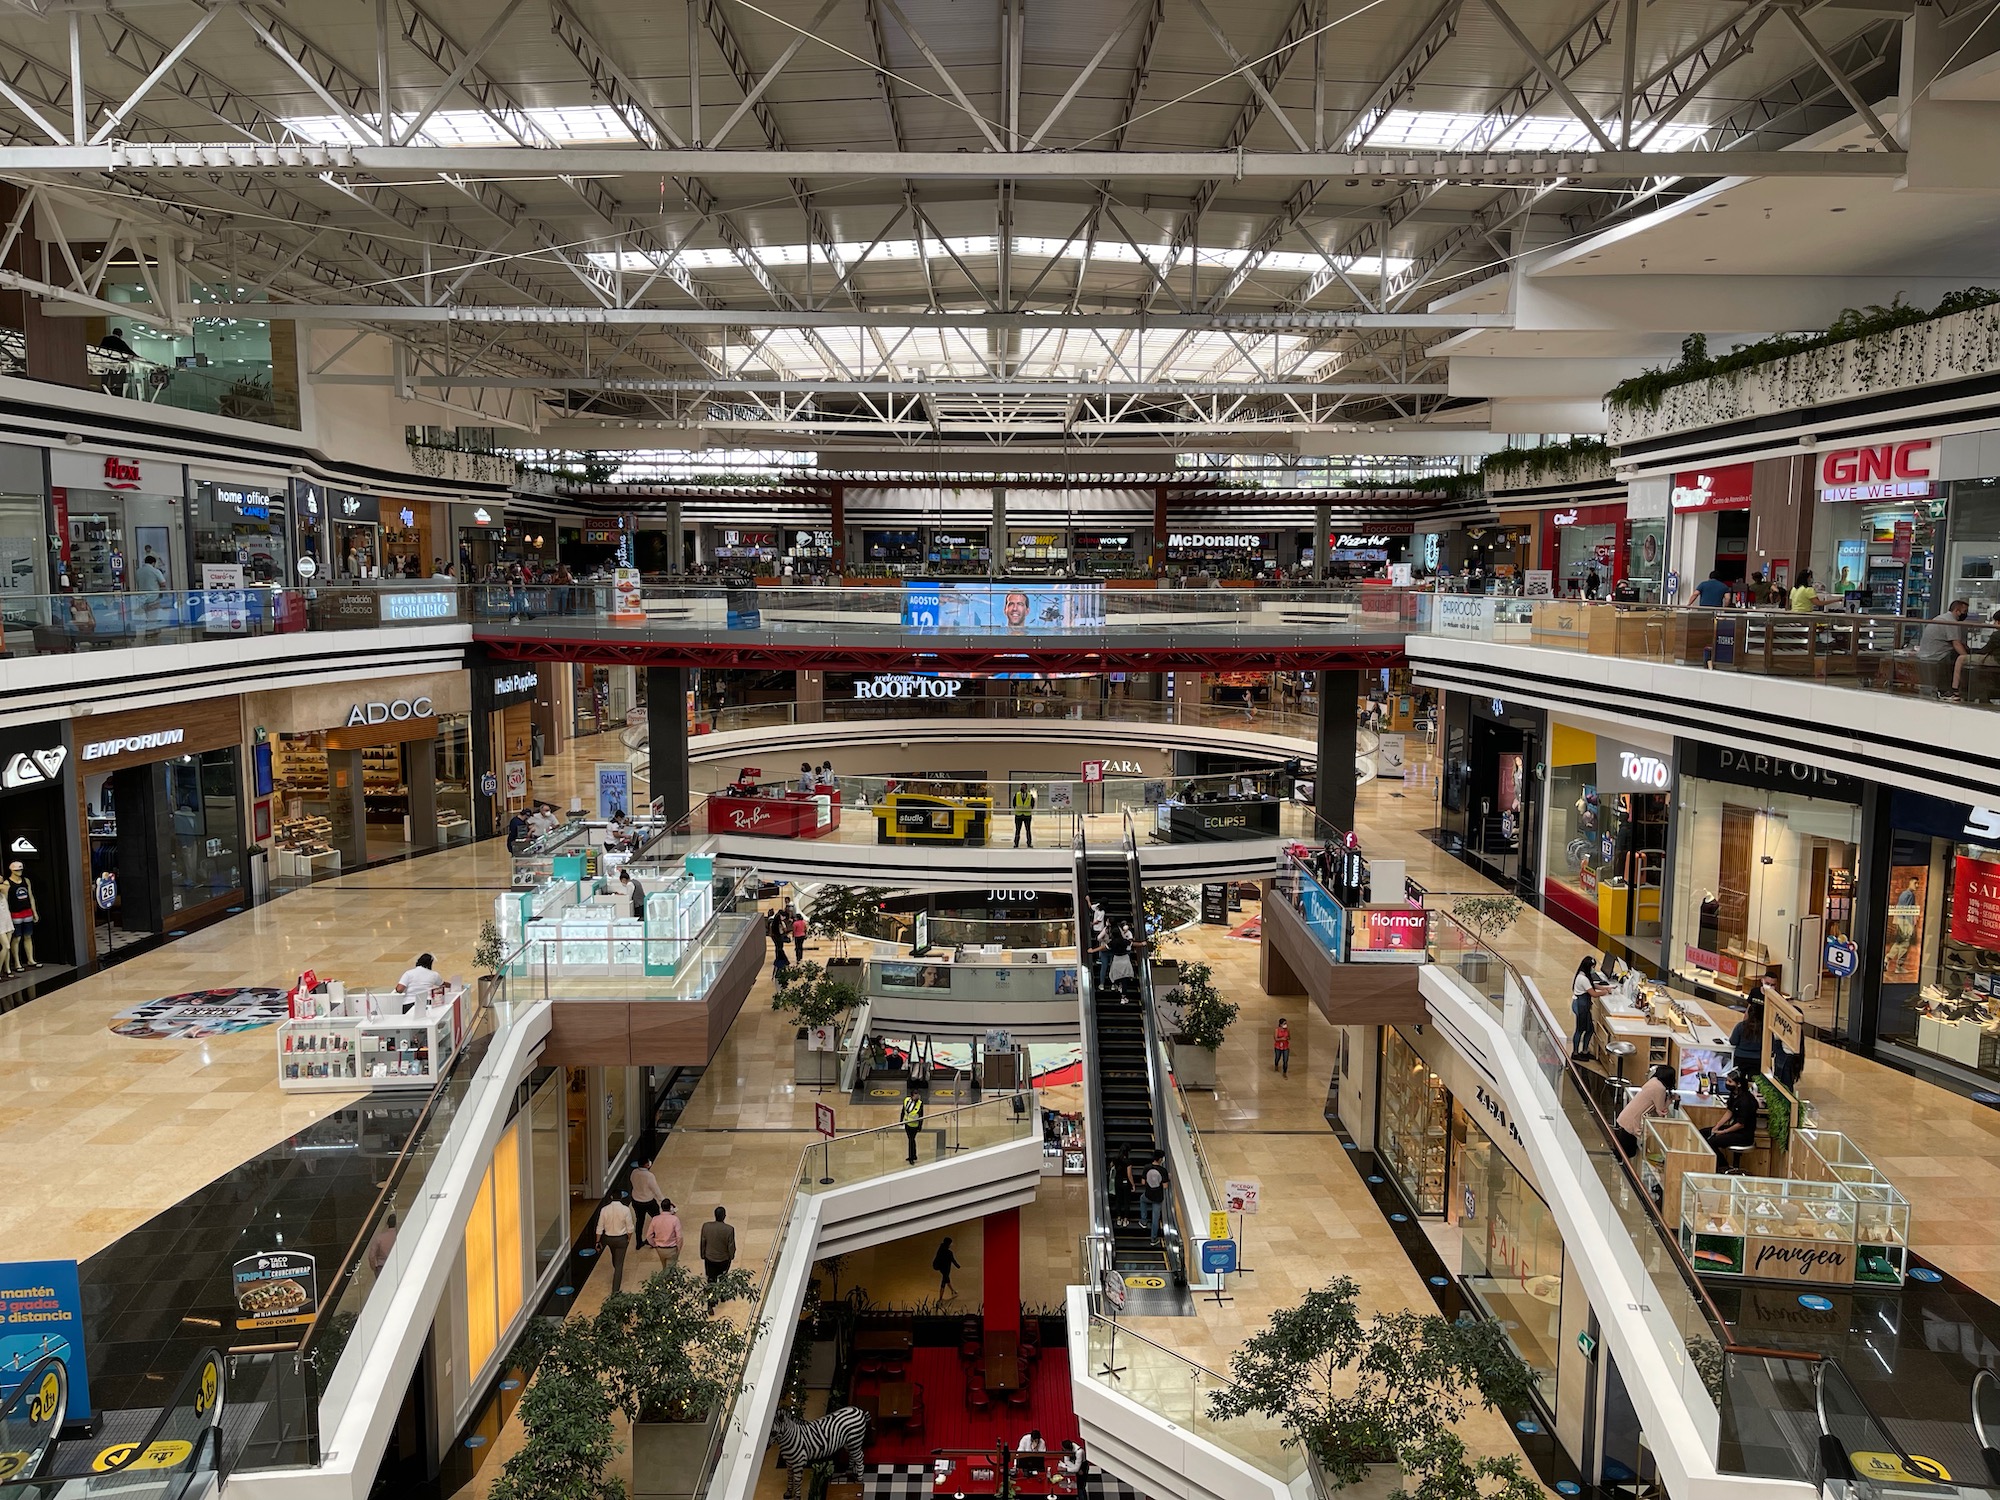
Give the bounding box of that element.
[1694,211,1708,217]
[1704,257,1717,262]
[1830,206,1847,213]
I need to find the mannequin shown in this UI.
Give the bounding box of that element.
[5,861,40,970]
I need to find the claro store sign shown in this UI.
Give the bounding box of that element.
[1817,439,1935,502]
[1670,462,1754,513]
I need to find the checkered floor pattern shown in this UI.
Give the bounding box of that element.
[862,1464,1147,1499]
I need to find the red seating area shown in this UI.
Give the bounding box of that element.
[858,1345,1081,1465]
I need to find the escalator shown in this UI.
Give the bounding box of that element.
[0,1346,223,1498]
[1074,817,1183,1290]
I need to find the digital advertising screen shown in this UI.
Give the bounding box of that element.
[901,581,1106,634]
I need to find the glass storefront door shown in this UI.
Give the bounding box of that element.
[1379,1028,1447,1214]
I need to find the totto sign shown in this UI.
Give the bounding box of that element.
[1819,440,1935,501]
[1619,752,1671,790]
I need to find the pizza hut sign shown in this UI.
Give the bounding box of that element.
[1818,439,1935,502]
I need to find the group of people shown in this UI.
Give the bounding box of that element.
[768,900,810,977]
[1084,898,1137,997]
[594,1155,741,1293]
[1109,1146,1172,1243]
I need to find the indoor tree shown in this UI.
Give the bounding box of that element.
[771,960,864,1032]
[1208,1275,1542,1500]
[487,1317,625,1500]
[596,1264,757,1425]
[804,885,895,961]
[1170,961,1239,1051]
[1143,884,1199,950]
[1449,895,1523,952]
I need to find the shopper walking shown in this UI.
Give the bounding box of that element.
[791,906,809,964]
[629,1156,663,1236]
[1138,1151,1170,1244]
[700,1206,736,1282]
[933,1236,961,1297]
[768,907,791,981]
[1012,784,1036,847]
[644,1198,682,1266]
[1273,1018,1291,1076]
[596,1196,636,1294]
[901,1088,926,1164]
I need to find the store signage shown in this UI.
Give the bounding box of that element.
[852,673,962,700]
[490,670,539,703]
[1168,533,1263,548]
[378,590,457,622]
[214,487,272,519]
[1334,533,1395,547]
[341,497,360,516]
[1093,758,1142,774]
[399,507,415,527]
[1471,1084,1525,1150]
[1,746,65,790]
[1693,744,1862,803]
[296,555,318,579]
[1600,737,1675,793]
[1435,596,1495,638]
[1818,440,1935,502]
[7,838,31,855]
[1969,808,2000,841]
[1347,907,1428,961]
[102,456,141,490]
[82,729,183,761]
[987,890,1041,902]
[1550,509,1580,526]
[1950,856,2000,950]
[1670,462,1755,513]
[345,696,433,727]
[472,507,492,524]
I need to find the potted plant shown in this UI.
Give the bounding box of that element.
[1168,961,1238,1090]
[608,1266,756,1500]
[1448,895,1523,985]
[488,1316,623,1500]
[1208,1275,1542,1500]
[773,960,863,1085]
[473,917,505,976]
[1144,883,1199,963]
[805,885,893,981]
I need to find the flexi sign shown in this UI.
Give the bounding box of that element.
[1818,439,1935,502]
[852,674,963,700]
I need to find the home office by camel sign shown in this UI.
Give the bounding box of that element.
[852,675,963,700]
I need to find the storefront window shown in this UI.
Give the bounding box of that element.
[193,481,288,584]
[1379,1028,1447,1215]
[1812,493,1943,616]
[530,1070,566,1278]
[165,748,241,914]
[0,444,45,600]
[96,285,299,429]
[1451,1101,1564,1396]
[58,482,184,592]
[1626,519,1665,602]
[435,713,472,844]
[1876,791,2000,1081]
[1944,480,2000,622]
[926,532,989,573]
[1669,763,1861,1024]
[1166,532,1272,580]
[1554,521,1618,596]
[1546,754,1599,925]
[1072,533,1134,576]
[1007,531,1068,573]
[861,530,920,569]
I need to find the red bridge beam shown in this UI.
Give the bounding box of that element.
[472,635,1409,672]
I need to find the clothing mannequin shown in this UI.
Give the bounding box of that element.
[5,861,40,970]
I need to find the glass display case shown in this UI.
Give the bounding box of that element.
[1679,1173,1861,1283]
[1843,1178,1911,1285]
[1379,1029,1447,1215]
[278,1019,360,1088]
[277,997,459,1092]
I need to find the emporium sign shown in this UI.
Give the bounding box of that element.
[852,674,963,700]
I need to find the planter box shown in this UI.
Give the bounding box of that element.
[633,1410,722,1500]
[794,1031,841,1086]
[1458,951,1493,985]
[1171,1039,1217,1090]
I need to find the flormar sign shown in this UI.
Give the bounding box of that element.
[853,674,963,700]
[1819,439,1935,502]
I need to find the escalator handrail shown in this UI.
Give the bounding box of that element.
[1974,1369,2000,1459]
[1123,812,1186,1284]
[0,1346,224,1492]
[0,1353,67,1485]
[1072,818,1114,1273]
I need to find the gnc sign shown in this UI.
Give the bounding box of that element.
[1818,439,1935,502]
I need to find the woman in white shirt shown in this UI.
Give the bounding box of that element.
[1570,955,1612,1062]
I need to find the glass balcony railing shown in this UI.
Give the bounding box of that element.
[1422,592,2000,711]
[1080,1315,1307,1487]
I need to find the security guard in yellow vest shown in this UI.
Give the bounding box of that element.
[1012,785,1037,848]
[901,1089,926,1164]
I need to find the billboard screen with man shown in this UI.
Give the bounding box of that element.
[901,581,1106,633]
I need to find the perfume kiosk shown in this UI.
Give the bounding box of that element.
[496,853,720,979]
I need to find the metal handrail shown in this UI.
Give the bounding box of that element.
[0,1347,224,1491]
[1124,809,1186,1283]
[1071,812,1116,1271]
[1085,1311,1234,1387]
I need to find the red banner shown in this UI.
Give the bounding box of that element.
[1950,855,2000,951]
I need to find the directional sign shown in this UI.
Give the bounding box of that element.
[1201,1240,1238,1276]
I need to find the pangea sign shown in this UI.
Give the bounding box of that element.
[1818,439,1935,502]
[853,674,963,700]
[1670,462,1755,513]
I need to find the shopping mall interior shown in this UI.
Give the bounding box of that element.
[3,4,2000,1500]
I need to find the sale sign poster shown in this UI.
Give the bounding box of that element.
[1951,855,2000,951]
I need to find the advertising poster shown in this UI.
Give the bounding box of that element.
[1224,1179,1260,1215]
[0,538,34,594]
[504,760,528,800]
[1297,875,1345,960]
[1047,783,1073,811]
[1376,733,1407,779]
[1950,855,2000,951]
[1523,569,1555,598]
[1201,884,1229,924]
[1885,865,1928,985]
[595,762,633,819]
[202,563,248,634]
[0,1259,90,1419]
[900,581,1106,634]
[232,1251,318,1330]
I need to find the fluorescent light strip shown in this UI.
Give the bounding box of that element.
[586,238,1417,279]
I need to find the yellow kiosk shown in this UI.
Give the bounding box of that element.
[873,791,992,846]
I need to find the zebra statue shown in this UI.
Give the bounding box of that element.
[773,1404,870,1498]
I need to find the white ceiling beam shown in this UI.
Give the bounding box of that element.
[317,372,1443,395]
